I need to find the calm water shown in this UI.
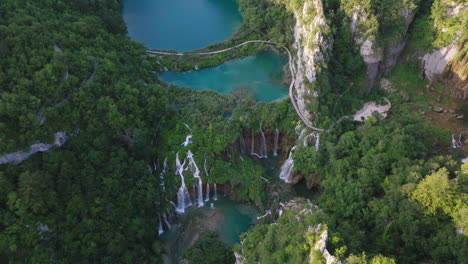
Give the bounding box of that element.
[159,52,289,102]
[161,195,256,263]
[122,0,242,51]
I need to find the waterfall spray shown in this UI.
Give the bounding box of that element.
[158,215,164,235]
[205,183,210,201]
[279,146,297,183]
[187,150,204,207]
[214,183,218,200]
[176,152,191,214]
[163,213,171,229]
[273,126,279,156]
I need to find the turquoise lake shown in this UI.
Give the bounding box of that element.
[158,52,289,102]
[122,0,242,51]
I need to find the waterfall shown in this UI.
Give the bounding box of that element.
[239,133,247,154]
[452,134,462,148]
[295,121,302,136]
[170,201,177,209]
[180,135,192,147]
[257,210,272,220]
[160,158,167,192]
[205,183,210,201]
[204,157,209,176]
[183,123,192,131]
[259,176,269,182]
[214,183,218,200]
[279,146,297,183]
[314,132,320,152]
[158,215,164,235]
[259,121,268,158]
[163,213,171,229]
[250,129,263,159]
[273,127,279,156]
[187,150,204,207]
[176,152,191,214]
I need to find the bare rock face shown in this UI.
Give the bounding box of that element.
[422,46,459,82]
[346,2,418,91]
[292,0,330,120]
[421,1,467,99]
[270,0,331,120]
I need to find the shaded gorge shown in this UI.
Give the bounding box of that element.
[158,52,289,102]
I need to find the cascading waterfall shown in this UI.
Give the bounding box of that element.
[163,213,171,229]
[452,134,462,148]
[205,183,210,201]
[259,121,268,158]
[279,146,297,183]
[214,183,218,200]
[158,215,164,235]
[187,150,204,207]
[279,125,321,183]
[180,134,192,147]
[273,126,279,156]
[176,152,191,214]
[160,158,167,192]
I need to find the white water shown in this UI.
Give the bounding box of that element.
[180,135,192,147]
[175,152,192,214]
[273,127,279,156]
[183,123,192,131]
[214,183,218,200]
[160,158,168,192]
[257,210,272,220]
[163,213,171,229]
[279,146,297,183]
[0,132,68,165]
[158,215,164,235]
[462,157,468,164]
[187,150,204,207]
[259,121,268,158]
[452,134,462,148]
[259,176,269,182]
[205,183,210,201]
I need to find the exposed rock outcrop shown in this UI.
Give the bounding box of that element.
[421,0,467,99]
[270,0,331,120]
[345,1,418,91]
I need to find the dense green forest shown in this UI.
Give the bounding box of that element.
[1,0,467,263]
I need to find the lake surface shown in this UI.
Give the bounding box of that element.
[161,195,257,263]
[159,52,289,102]
[122,0,243,51]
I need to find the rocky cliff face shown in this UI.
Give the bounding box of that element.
[290,0,330,120]
[346,1,418,91]
[270,0,331,120]
[421,0,467,99]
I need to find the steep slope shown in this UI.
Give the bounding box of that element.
[341,0,420,91]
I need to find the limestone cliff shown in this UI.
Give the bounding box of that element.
[421,0,467,99]
[343,0,418,91]
[271,0,331,120]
